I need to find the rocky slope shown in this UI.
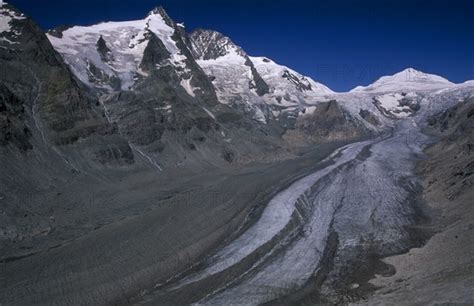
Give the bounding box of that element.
[46,7,305,169]
[0,2,125,153]
[284,100,370,145]
[0,1,136,252]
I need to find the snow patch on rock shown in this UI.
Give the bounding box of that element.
[180,77,197,97]
[373,92,418,118]
[0,5,25,35]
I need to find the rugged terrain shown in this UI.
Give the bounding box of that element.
[364,97,474,305]
[0,2,473,305]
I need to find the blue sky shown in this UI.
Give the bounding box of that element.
[9,0,474,91]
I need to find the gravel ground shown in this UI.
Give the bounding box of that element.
[0,134,348,305]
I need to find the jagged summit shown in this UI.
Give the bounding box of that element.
[0,2,27,44]
[351,67,454,93]
[147,6,167,16]
[146,6,174,27]
[189,28,246,61]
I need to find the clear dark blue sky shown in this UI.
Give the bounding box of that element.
[8,0,474,91]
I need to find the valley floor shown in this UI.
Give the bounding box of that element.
[1,117,471,306]
[0,138,348,305]
[138,116,473,305]
[137,118,446,305]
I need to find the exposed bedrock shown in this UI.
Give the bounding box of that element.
[284,100,372,146]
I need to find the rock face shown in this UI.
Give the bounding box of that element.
[359,109,380,126]
[96,35,113,62]
[372,92,420,118]
[424,97,474,201]
[139,31,171,73]
[0,84,31,151]
[0,3,129,160]
[285,100,370,144]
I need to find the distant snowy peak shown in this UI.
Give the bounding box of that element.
[382,68,453,86]
[351,68,454,93]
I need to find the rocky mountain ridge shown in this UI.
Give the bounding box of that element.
[43,6,474,168]
[1,3,472,172]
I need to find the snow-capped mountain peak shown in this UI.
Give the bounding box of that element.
[0,3,25,32]
[388,67,452,84]
[0,2,27,46]
[146,6,174,27]
[45,6,468,131]
[187,28,334,123]
[350,67,454,93]
[47,8,188,91]
[147,6,167,16]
